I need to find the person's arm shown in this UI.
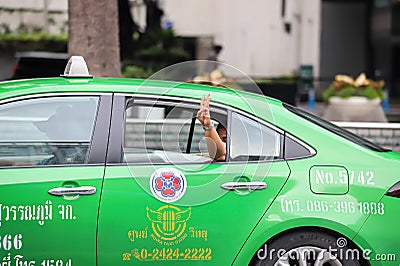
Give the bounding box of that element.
[197,94,226,161]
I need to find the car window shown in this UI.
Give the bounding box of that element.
[0,96,99,167]
[284,133,314,159]
[230,112,282,161]
[123,99,227,164]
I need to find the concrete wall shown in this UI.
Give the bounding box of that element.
[0,0,322,79]
[0,0,67,80]
[0,0,68,34]
[162,0,321,78]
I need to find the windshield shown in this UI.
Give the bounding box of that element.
[283,103,389,152]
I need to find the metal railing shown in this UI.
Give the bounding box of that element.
[335,122,400,152]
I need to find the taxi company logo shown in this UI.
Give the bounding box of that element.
[150,168,186,203]
[147,205,191,243]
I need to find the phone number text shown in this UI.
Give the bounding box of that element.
[280,198,384,215]
[123,247,212,261]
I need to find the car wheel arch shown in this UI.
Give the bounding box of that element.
[235,222,367,266]
[247,226,369,265]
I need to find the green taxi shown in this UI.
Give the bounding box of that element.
[0,57,398,265]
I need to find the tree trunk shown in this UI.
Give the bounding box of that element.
[68,0,121,77]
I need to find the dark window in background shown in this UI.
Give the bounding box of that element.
[182,37,197,61]
[11,52,68,80]
[320,0,369,80]
[393,46,400,100]
[392,2,400,35]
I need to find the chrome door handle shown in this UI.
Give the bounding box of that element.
[221,181,267,191]
[48,186,97,196]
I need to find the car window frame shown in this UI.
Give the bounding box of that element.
[0,93,112,168]
[121,95,228,165]
[108,93,311,165]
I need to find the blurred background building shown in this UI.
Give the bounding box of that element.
[0,0,399,100]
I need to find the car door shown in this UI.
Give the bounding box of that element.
[0,94,111,265]
[97,95,290,265]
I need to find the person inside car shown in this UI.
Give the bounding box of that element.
[197,94,226,161]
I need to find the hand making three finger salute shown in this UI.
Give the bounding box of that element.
[197,94,226,161]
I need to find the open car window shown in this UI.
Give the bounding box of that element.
[123,98,227,164]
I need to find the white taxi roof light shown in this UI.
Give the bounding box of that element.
[62,56,92,78]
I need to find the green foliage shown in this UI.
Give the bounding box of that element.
[323,85,385,101]
[139,29,181,50]
[0,32,67,52]
[122,65,153,79]
[322,86,335,101]
[136,46,189,70]
[359,85,385,100]
[123,29,189,76]
[0,23,11,34]
[47,18,56,26]
[323,74,386,101]
[337,86,356,98]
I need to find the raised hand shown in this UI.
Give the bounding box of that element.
[197,94,212,128]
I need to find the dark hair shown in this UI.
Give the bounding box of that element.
[216,122,226,131]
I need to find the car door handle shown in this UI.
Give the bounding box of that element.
[48,186,97,196]
[220,181,267,190]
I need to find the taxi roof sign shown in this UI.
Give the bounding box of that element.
[62,56,92,78]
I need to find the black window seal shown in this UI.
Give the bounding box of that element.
[87,94,113,164]
[186,116,196,154]
[106,95,126,164]
[283,103,389,152]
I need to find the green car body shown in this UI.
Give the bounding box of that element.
[0,75,398,266]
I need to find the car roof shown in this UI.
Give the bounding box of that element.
[14,51,69,60]
[0,77,284,111]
